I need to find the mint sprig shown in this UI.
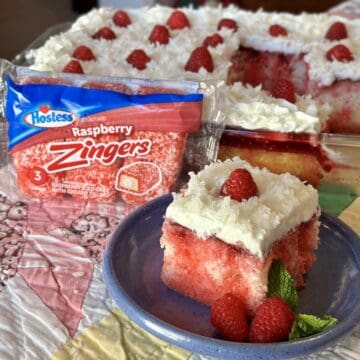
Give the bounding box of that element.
[267,260,338,341]
[267,259,298,309]
[289,314,338,340]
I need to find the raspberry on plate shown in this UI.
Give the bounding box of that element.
[92,27,116,40]
[217,18,238,32]
[270,79,296,104]
[166,10,190,30]
[210,293,249,342]
[185,46,214,73]
[326,44,354,62]
[72,46,95,61]
[203,33,224,48]
[249,297,296,343]
[269,24,288,37]
[62,60,84,74]
[113,10,131,27]
[149,25,170,45]
[220,168,258,202]
[126,49,151,70]
[325,22,347,41]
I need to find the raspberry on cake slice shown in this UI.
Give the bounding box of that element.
[160,158,319,315]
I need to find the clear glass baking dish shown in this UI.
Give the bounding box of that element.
[219,127,360,214]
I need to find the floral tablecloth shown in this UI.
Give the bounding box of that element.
[0,170,359,360]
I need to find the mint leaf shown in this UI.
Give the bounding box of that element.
[289,314,338,340]
[289,321,302,340]
[267,260,298,309]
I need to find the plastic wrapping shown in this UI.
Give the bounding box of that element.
[0,60,224,204]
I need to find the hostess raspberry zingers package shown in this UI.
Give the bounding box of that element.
[1,61,223,205]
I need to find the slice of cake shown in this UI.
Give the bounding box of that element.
[160,158,319,314]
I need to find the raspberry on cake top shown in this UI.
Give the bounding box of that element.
[165,158,318,259]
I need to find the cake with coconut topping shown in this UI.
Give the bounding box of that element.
[27,5,360,133]
[160,158,319,314]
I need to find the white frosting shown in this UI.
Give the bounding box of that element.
[165,158,318,259]
[225,83,330,133]
[28,6,241,81]
[305,38,360,86]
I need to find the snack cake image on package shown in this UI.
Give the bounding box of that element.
[2,65,222,204]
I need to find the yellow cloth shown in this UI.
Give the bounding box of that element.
[52,308,190,360]
[52,201,360,360]
[339,198,360,236]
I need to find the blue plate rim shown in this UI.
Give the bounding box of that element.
[103,194,360,359]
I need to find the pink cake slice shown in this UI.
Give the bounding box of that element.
[228,46,308,96]
[160,158,319,315]
[309,79,360,133]
[228,45,360,134]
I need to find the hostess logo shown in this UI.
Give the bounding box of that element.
[23,105,75,128]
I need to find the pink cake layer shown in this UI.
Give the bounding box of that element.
[309,80,360,134]
[161,216,319,315]
[228,46,360,134]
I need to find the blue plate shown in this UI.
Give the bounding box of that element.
[103,194,360,359]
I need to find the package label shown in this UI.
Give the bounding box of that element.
[5,77,204,204]
[6,77,203,151]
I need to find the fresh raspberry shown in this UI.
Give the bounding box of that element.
[149,25,170,45]
[325,22,347,41]
[270,79,296,104]
[72,46,95,61]
[113,10,131,27]
[217,18,238,32]
[269,24,288,37]
[185,46,214,73]
[220,168,257,202]
[62,60,84,74]
[326,44,354,62]
[166,10,190,30]
[210,293,249,342]
[92,27,116,40]
[203,33,224,48]
[249,297,295,343]
[126,49,151,70]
